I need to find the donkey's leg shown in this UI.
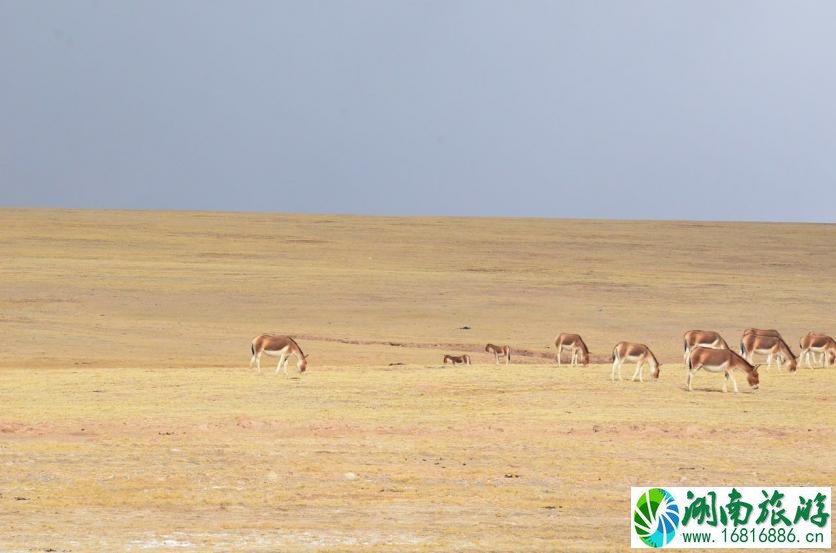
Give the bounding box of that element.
[722,370,729,393]
[756,351,767,371]
[256,352,263,373]
[610,358,618,381]
[276,351,287,374]
[631,360,642,382]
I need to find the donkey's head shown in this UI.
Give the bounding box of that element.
[747,365,760,390]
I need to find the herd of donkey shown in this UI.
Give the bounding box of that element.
[250,329,835,393]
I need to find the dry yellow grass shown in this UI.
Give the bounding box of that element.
[0,208,834,551]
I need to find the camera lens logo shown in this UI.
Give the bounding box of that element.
[634,488,680,548]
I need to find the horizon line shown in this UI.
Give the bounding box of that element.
[1,205,833,226]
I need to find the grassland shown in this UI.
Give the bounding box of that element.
[0,208,834,551]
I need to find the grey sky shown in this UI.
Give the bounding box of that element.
[1,1,834,222]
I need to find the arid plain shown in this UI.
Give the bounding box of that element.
[1,209,834,551]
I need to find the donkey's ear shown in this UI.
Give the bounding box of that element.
[304,354,310,359]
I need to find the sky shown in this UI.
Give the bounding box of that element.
[1,1,834,222]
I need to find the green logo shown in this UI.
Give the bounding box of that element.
[634,488,680,548]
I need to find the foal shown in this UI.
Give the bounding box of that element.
[485,344,511,365]
[443,354,471,365]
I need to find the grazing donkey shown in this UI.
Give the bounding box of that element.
[443,354,471,365]
[611,342,660,382]
[250,334,308,374]
[739,330,797,372]
[554,333,589,366]
[743,328,782,338]
[682,330,729,364]
[687,347,760,393]
[799,332,836,368]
